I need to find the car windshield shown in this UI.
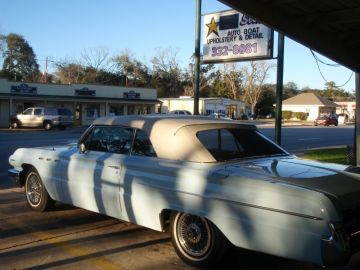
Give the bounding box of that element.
[197,128,287,162]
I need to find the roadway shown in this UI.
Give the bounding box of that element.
[259,125,354,152]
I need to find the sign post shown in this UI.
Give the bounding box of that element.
[193,0,201,115]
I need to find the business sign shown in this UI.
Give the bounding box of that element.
[124,90,140,99]
[11,84,37,94]
[75,87,96,97]
[203,10,273,63]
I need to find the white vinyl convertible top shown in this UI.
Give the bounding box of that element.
[93,115,256,162]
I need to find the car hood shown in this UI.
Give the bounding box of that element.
[222,157,360,211]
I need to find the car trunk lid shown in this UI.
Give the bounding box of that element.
[225,157,360,211]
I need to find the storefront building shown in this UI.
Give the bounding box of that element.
[159,97,247,118]
[0,78,159,127]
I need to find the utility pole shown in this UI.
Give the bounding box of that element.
[44,56,48,83]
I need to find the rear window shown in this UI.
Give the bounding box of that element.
[197,128,286,162]
[58,108,72,116]
[44,108,58,115]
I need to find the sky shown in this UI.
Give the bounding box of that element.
[0,0,355,92]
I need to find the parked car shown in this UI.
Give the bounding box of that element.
[314,115,338,126]
[10,107,73,130]
[8,115,360,268]
[208,112,232,120]
[240,114,250,120]
[169,110,192,115]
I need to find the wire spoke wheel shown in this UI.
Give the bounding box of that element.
[176,213,212,258]
[171,212,227,267]
[25,169,54,211]
[26,172,43,207]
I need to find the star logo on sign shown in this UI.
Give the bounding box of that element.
[206,17,219,37]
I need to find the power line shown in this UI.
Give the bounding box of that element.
[310,50,341,67]
[310,49,354,88]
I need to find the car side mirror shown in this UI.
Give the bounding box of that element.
[79,143,87,154]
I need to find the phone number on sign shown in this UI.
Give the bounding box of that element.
[211,43,258,57]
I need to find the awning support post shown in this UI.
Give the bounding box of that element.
[275,33,285,145]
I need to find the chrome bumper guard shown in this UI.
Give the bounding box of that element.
[321,222,360,267]
[8,168,21,187]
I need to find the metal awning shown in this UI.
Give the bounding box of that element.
[219,0,360,72]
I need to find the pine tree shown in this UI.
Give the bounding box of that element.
[1,33,40,82]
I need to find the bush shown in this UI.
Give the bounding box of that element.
[282,111,292,120]
[294,112,308,120]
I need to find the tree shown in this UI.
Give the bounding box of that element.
[1,33,40,82]
[151,47,183,98]
[112,49,135,86]
[131,60,152,87]
[0,33,5,63]
[222,63,243,99]
[241,61,275,114]
[255,84,276,116]
[55,61,85,84]
[81,46,112,71]
[324,81,337,91]
[113,49,151,87]
[183,56,215,97]
[211,70,233,98]
[283,81,299,99]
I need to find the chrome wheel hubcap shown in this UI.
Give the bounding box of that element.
[26,173,42,206]
[176,214,211,258]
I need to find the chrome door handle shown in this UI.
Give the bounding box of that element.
[107,165,120,169]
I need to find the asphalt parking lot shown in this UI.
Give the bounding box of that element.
[1,186,360,269]
[0,187,186,270]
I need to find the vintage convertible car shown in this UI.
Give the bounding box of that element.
[8,115,360,268]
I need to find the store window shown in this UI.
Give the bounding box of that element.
[15,103,24,114]
[146,105,152,114]
[227,105,237,119]
[128,105,135,115]
[109,104,124,116]
[86,105,100,119]
[75,104,81,121]
[137,105,150,115]
[206,109,215,115]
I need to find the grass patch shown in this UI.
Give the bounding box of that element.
[303,147,348,164]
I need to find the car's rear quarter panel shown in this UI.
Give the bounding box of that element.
[118,155,335,265]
